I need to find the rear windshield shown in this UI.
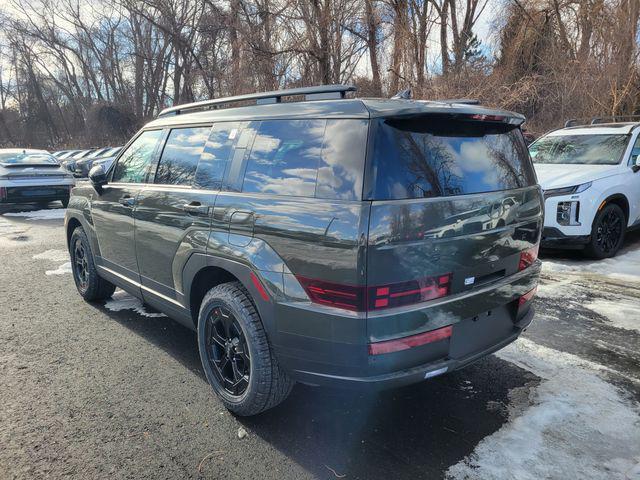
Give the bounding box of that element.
[0,152,58,165]
[529,134,628,165]
[365,117,536,200]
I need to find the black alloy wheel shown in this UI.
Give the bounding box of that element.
[586,203,626,259]
[205,306,251,396]
[73,237,90,294]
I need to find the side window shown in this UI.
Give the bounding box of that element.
[242,120,326,197]
[112,130,163,183]
[630,135,640,164]
[195,122,242,189]
[155,126,211,186]
[316,119,367,200]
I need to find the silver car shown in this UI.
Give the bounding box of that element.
[0,149,75,207]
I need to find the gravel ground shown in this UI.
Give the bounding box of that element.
[1,204,638,480]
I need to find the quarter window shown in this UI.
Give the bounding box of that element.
[242,120,325,197]
[112,130,163,183]
[155,126,211,185]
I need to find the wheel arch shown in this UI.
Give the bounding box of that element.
[599,193,629,225]
[65,215,84,249]
[182,253,279,334]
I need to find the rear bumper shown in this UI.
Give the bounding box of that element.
[291,306,534,390]
[541,227,590,249]
[276,264,540,390]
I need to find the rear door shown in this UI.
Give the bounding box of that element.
[134,125,220,310]
[364,115,543,352]
[91,129,164,283]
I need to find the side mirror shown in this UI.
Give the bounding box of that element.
[88,164,108,187]
[632,154,640,173]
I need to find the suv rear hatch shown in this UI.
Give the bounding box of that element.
[364,114,542,368]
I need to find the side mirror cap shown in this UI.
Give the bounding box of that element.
[88,164,108,187]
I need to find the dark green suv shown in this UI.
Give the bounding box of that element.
[65,85,542,415]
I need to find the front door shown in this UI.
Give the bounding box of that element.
[91,129,164,283]
[135,123,238,308]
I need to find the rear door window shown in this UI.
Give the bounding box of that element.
[366,117,536,200]
[112,129,164,183]
[155,126,211,185]
[195,123,242,190]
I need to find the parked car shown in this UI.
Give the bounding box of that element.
[0,149,75,206]
[530,119,640,258]
[57,149,82,160]
[65,85,542,415]
[62,149,98,176]
[75,147,122,178]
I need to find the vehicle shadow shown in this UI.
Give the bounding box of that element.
[98,304,539,480]
[0,200,66,216]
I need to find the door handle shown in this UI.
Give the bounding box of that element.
[230,211,254,223]
[183,202,210,215]
[118,196,135,207]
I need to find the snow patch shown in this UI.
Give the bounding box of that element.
[33,249,69,262]
[104,290,166,318]
[542,246,640,283]
[45,262,72,275]
[447,338,640,480]
[536,278,584,300]
[586,298,640,334]
[3,208,66,221]
[0,218,25,236]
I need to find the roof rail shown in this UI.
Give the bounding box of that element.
[158,84,357,117]
[590,115,640,125]
[438,98,480,105]
[564,119,580,128]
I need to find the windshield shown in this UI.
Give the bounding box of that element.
[529,134,628,165]
[0,152,58,165]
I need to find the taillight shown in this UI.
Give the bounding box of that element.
[518,286,537,306]
[519,245,539,271]
[295,273,451,312]
[295,276,366,312]
[368,274,451,310]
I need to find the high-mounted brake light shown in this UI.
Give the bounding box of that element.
[468,114,507,122]
[519,245,539,271]
[295,273,452,313]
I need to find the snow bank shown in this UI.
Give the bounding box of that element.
[3,208,66,220]
[586,299,640,334]
[33,249,69,262]
[542,245,640,282]
[104,290,166,318]
[447,338,640,480]
[45,262,72,275]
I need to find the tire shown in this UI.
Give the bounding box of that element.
[197,281,294,416]
[69,226,116,301]
[584,203,626,259]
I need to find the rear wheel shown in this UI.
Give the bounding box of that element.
[585,203,626,259]
[69,226,116,301]
[197,281,294,416]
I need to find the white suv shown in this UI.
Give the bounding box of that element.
[530,121,640,258]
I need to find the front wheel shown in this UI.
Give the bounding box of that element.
[197,281,294,416]
[584,203,626,259]
[69,226,116,301]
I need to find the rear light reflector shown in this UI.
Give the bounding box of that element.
[519,245,539,271]
[295,273,452,312]
[250,272,270,302]
[518,286,537,307]
[368,325,453,355]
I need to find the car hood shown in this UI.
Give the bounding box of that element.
[533,163,620,190]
